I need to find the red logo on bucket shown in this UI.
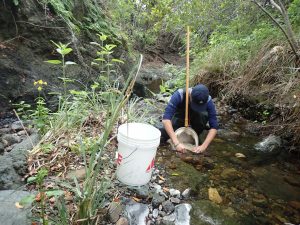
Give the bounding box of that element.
[117,153,123,165]
[146,158,155,173]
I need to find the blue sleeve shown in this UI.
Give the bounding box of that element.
[207,100,219,129]
[162,91,182,120]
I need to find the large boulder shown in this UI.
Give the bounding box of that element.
[0,190,33,225]
[0,133,40,190]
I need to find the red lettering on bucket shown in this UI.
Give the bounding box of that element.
[146,158,155,173]
[117,153,122,165]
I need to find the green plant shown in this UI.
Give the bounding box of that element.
[12,101,31,120]
[91,33,124,82]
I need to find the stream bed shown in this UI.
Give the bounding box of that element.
[157,127,300,225]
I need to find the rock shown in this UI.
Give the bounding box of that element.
[235,153,246,158]
[153,208,159,218]
[162,200,175,214]
[252,194,267,207]
[162,213,176,225]
[254,135,282,153]
[0,133,40,189]
[220,168,238,180]
[109,202,123,223]
[170,197,180,204]
[116,217,129,225]
[222,207,236,217]
[284,176,300,187]
[1,134,21,146]
[288,201,300,210]
[0,128,11,135]
[11,121,24,131]
[0,190,33,225]
[208,187,222,204]
[174,204,192,225]
[152,193,166,208]
[128,185,150,199]
[169,189,180,198]
[0,142,4,154]
[17,130,27,136]
[217,129,241,141]
[182,188,191,199]
[125,200,149,225]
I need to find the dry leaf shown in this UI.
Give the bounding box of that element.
[163,187,169,192]
[158,175,165,181]
[35,192,46,202]
[15,202,24,209]
[132,197,141,202]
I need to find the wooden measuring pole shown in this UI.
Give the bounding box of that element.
[185,26,190,128]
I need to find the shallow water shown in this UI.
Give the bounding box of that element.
[158,132,300,225]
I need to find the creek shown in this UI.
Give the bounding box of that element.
[157,119,300,225]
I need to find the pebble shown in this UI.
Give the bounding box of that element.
[169,188,180,198]
[182,188,191,199]
[153,208,159,218]
[170,197,180,204]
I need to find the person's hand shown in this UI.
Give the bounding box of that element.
[193,144,207,154]
[175,143,186,153]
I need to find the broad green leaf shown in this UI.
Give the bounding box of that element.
[61,48,73,56]
[27,176,37,183]
[45,60,62,65]
[111,59,124,64]
[94,58,105,61]
[45,190,65,197]
[19,194,36,206]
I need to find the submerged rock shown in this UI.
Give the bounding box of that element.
[254,135,282,153]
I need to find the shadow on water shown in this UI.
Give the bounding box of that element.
[158,131,300,225]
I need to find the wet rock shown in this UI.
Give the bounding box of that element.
[11,121,24,131]
[220,168,238,180]
[152,193,166,208]
[208,187,222,204]
[109,202,123,223]
[217,129,241,141]
[182,188,191,199]
[284,176,300,187]
[254,135,282,153]
[0,190,33,225]
[125,200,149,225]
[175,204,192,225]
[288,201,300,210]
[252,194,268,207]
[162,200,175,214]
[1,134,21,146]
[222,207,236,217]
[116,217,129,225]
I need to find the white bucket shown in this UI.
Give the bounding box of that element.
[116,122,161,186]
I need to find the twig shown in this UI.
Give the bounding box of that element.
[13,109,35,148]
